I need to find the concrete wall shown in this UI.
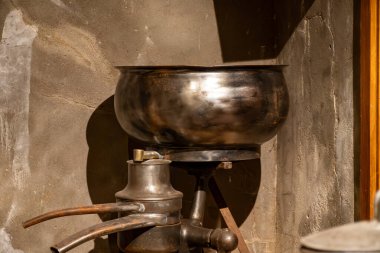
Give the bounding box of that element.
[275,0,354,252]
[0,0,353,253]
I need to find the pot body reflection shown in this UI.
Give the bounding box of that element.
[114,66,289,148]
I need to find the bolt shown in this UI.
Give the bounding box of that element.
[217,162,233,170]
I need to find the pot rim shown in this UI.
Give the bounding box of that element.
[115,65,287,72]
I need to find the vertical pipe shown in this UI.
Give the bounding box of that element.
[189,175,208,225]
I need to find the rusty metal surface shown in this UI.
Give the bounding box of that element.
[51,214,167,253]
[22,202,144,228]
[114,65,289,148]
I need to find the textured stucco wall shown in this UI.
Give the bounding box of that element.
[275,0,354,252]
[0,0,353,253]
[0,1,277,252]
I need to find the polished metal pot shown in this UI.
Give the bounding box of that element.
[114,65,289,148]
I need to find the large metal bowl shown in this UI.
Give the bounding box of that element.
[114,66,289,148]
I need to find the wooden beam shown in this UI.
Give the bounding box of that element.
[360,0,380,219]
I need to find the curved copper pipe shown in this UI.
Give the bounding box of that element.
[23,202,144,228]
[50,214,167,253]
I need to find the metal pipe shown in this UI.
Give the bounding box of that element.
[189,175,208,225]
[133,149,163,162]
[50,214,167,253]
[23,202,144,228]
[181,221,238,253]
[181,221,212,248]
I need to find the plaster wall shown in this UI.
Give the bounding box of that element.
[0,0,276,252]
[276,0,354,252]
[0,0,354,253]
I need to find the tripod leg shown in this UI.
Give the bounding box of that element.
[208,177,252,253]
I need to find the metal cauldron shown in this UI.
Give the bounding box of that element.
[114,66,289,148]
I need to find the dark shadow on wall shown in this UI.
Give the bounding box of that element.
[86,95,128,253]
[86,96,261,252]
[274,0,316,57]
[213,0,315,62]
[213,160,261,227]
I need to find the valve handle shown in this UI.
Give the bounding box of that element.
[210,228,238,253]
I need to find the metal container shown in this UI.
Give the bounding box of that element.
[114,65,289,148]
[299,192,380,253]
[115,159,182,253]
